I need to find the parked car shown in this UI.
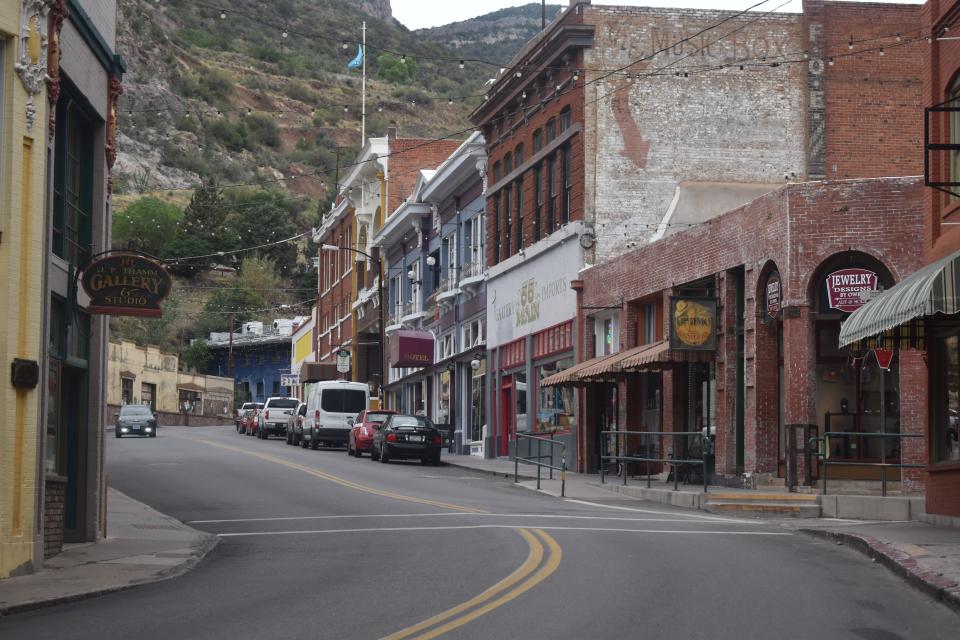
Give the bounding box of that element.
[236,402,262,432]
[259,397,299,440]
[244,408,261,437]
[239,408,257,435]
[371,414,443,465]
[303,380,369,450]
[348,409,396,458]
[286,402,307,446]
[115,404,158,438]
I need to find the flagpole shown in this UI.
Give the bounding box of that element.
[361,20,366,144]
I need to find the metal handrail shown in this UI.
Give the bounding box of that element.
[599,430,710,493]
[810,431,925,496]
[514,432,567,497]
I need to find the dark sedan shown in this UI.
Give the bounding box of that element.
[115,405,158,438]
[371,414,442,465]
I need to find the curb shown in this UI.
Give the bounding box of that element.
[801,528,960,615]
[0,527,219,618]
[443,460,538,482]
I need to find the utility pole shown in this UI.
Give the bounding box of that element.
[227,316,234,377]
[542,0,546,29]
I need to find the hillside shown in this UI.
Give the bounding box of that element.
[416,3,563,67]
[115,0,490,200]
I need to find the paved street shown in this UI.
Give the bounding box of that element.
[2,425,956,639]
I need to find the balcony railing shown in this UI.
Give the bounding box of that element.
[460,261,484,280]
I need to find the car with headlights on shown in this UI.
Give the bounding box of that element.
[347,409,395,458]
[115,405,158,438]
[371,414,442,465]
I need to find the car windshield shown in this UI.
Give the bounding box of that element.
[365,412,392,423]
[120,405,152,416]
[320,389,366,413]
[391,415,433,429]
[268,399,299,408]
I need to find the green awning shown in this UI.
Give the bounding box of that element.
[839,250,960,347]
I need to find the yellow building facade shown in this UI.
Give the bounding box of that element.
[0,1,52,577]
[106,340,234,421]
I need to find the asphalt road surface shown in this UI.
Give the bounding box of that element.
[3,425,956,639]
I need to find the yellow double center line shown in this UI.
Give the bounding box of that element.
[198,439,486,514]
[383,528,562,640]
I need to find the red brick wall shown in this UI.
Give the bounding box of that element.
[923,0,960,260]
[44,475,66,559]
[387,137,462,214]
[810,0,924,180]
[317,213,356,366]
[580,177,927,485]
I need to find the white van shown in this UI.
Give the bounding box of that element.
[302,380,369,450]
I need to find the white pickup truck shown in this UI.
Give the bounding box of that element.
[258,397,299,440]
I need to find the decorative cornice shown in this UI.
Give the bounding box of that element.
[15,0,54,132]
[106,73,123,193]
[46,0,67,140]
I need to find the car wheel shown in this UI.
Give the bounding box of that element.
[380,445,390,464]
[355,448,363,459]
[310,438,318,450]
[421,456,430,465]
[115,432,121,438]
[431,453,441,466]
[150,432,157,438]
[300,437,308,449]
[370,444,379,461]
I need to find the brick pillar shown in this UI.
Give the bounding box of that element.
[783,305,817,482]
[897,349,928,495]
[44,475,67,559]
[751,316,780,475]
[714,273,738,479]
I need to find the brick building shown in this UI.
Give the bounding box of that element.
[310,129,461,407]
[574,178,926,489]
[835,0,960,519]
[472,0,924,466]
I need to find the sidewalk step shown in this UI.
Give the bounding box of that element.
[707,492,818,502]
[704,501,822,518]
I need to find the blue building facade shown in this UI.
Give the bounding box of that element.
[206,324,295,403]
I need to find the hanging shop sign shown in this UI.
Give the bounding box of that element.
[765,271,782,319]
[80,252,172,318]
[390,330,435,368]
[336,349,351,374]
[826,268,878,313]
[669,297,717,351]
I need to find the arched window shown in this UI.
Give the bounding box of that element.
[504,152,513,174]
[546,118,557,142]
[515,143,524,166]
[493,161,501,183]
[532,129,543,153]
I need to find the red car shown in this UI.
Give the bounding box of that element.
[348,410,396,458]
[242,408,261,437]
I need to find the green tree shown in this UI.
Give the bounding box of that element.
[112,197,183,257]
[195,287,265,335]
[238,255,280,300]
[168,179,232,275]
[376,53,416,84]
[226,191,300,275]
[180,339,211,372]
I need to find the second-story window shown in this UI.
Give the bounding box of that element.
[562,145,572,225]
[515,143,524,166]
[493,196,501,264]
[503,187,512,259]
[547,154,557,233]
[504,152,513,175]
[493,161,501,183]
[560,105,572,131]
[534,164,543,242]
[53,94,95,267]
[533,129,543,153]
[546,118,557,143]
[514,180,523,253]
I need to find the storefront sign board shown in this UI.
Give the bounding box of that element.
[669,297,717,351]
[80,252,172,318]
[766,272,781,319]
[486,239,582,348]
[390,330,434,368]
[826,268,878,313]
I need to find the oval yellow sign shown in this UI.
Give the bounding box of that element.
[673,300,713,347]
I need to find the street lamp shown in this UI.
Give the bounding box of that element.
[320,243,387,407]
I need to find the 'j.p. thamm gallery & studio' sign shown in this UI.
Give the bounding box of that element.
[669,297,717,351]
[80,253,173,318]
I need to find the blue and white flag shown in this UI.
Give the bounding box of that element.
[347,45,363,69]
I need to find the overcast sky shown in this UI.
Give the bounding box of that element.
[391,0,923,30]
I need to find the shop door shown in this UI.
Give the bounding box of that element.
[62,365,88,543]
[595,384,618,474]
[500,375,514,457]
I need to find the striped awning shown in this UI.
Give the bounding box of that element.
[540,351,624,387]
[839,250,960,347]
[541,340,703,387]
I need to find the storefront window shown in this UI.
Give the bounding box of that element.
[515,372,528,432]
[935,334,960,463]
[45,360,60,473]
[470,362,486,442]
[536,358,575,432]
[437,371,451,425]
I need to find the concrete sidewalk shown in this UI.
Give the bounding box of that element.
[443,453,960,615]
[0,489,217,617]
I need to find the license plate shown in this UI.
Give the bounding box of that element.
[407,435,423,443]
